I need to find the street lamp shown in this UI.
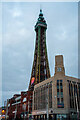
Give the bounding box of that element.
[15,99,17,119]
[46,86,49,120]
[28,101,29,120]
[76,93,79,120]
[23,103,26,120]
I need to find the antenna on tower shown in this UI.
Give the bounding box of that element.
[40,4,42,11]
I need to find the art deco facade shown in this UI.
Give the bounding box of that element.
[32,55,80,120]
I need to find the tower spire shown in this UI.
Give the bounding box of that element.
[39,9,43,19]
[29,10,50,91]
[40,9,42,14]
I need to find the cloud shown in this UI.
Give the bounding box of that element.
[3,27,32,46]
[6,4,22,18]
[12,10,22,18]
[18,28,31,36]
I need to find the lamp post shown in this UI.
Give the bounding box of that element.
[76,94,79,120]
[46,86,49,120]
[23,103,26,120]
[28,101,29,120]
[15,99,17,119]
[5,99,9,120]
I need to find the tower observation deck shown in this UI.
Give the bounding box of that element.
[29,9,50,90]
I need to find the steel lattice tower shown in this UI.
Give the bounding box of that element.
[29,9,50,90]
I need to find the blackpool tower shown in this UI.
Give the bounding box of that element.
[29,9,51,90]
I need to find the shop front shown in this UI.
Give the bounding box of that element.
[33,114,56,120]
[56,114,69,120]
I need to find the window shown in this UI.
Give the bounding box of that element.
[60,80,62,83]
[44,61,46,66]
[57,80,59,83]
[74,84,76,95]
[68,81,75,108]
[57,92,59,95]
[57,80,64,108]
[79,84,80,97]
[34,83,52,110]
[57,89,59,92]
[75,85,77,94]
[61,98,63,103]
[60,82,62,86]
[61,89,63,92]
[57,98,60,104]
[57,80,59,86]
[61,92,63,95]
[44,69,46,74]
[60,80,62,86]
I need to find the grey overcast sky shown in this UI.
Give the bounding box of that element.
[1,2,78,106]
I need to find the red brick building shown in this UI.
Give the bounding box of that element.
[7,90,33,120]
